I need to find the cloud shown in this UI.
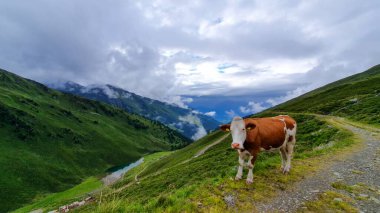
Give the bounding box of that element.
[0,0,380,112]
[266,87,310,106]
[178,113,207,140]
[191,126,207,140]
[204,111,216,117]
[164,96,193,109]
[225,110,237,118]
[239,101,267,114]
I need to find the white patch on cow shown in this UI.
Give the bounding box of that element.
[236,150,254,183]
[236,154,244,180]
[284,123,297,173]
[238,150,251,161]
[278,118,288,149]
[247,168,253,184]
[286,123,297,138]
[279,147,287,170]
[230,116,246,149]
[246,155,254,183]
[246,155,254,168]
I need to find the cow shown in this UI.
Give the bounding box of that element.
[220,115,297,184]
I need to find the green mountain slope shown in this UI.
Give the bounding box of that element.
[67,65,380,212]
[0,68,190,211]
[272,64,380,125]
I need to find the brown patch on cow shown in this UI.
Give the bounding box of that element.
[288,136,293,142]
[244,117,288,151]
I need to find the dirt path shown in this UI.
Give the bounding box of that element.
[255,118,380,213]
[194,134,229,158]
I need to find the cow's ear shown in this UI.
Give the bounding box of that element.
[220,124,231,132]
[246,122,256,131]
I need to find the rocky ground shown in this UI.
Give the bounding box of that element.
[255,119,380,213]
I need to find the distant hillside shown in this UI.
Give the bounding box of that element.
[271,64,380,125]
[49,82,221,140]
[0,68,190,211]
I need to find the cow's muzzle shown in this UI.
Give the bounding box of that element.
[231,143,240,149]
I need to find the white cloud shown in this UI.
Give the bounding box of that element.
[191,125,207,140]
[225,110,236,118]
[164,96,193,109]
[204,111,216,117]
[239,101,267,114]
[266,87,309,107]
[179,113,207,140]
[80,84,119,99]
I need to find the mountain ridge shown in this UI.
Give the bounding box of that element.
[49,81,221,140]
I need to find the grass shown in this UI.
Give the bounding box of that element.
[14,152,173,213]
[300,191,358,213]
[0,69,190,211]
[74,113,359,212]
[332,181,377,200]
[13,177,102,213]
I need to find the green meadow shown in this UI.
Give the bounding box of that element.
[0,69,190,211]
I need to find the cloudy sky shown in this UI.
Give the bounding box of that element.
[1,0,379,122]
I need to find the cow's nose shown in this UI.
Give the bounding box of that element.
[231,143,240,149]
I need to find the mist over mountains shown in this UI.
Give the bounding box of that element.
[49,81,221,140]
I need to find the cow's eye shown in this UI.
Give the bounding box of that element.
[242,128,245,131]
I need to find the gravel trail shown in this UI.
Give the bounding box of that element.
[255,118,380,213]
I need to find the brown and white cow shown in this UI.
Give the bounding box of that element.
[220,115,297,184]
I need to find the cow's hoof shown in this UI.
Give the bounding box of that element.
[235,176,242,181]
[282,166,291,174]
[246,179,253,184]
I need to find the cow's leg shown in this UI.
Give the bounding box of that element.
[235,154,244,180]
[284,136,295,173]
[246,151,258,184]
[236,149,246,180]
[280,147,287,173]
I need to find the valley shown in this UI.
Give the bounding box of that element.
[0,69,190,212]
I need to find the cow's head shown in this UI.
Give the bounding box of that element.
[220,116,256,150]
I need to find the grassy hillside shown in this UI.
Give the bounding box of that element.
[68,65,380,212]
[75,113,354,212]
[0,68,190,212]
[272,64,380,125]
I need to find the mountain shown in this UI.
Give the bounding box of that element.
[60,65,379,212]
[0,68,190,212]
[49,82,221,140]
